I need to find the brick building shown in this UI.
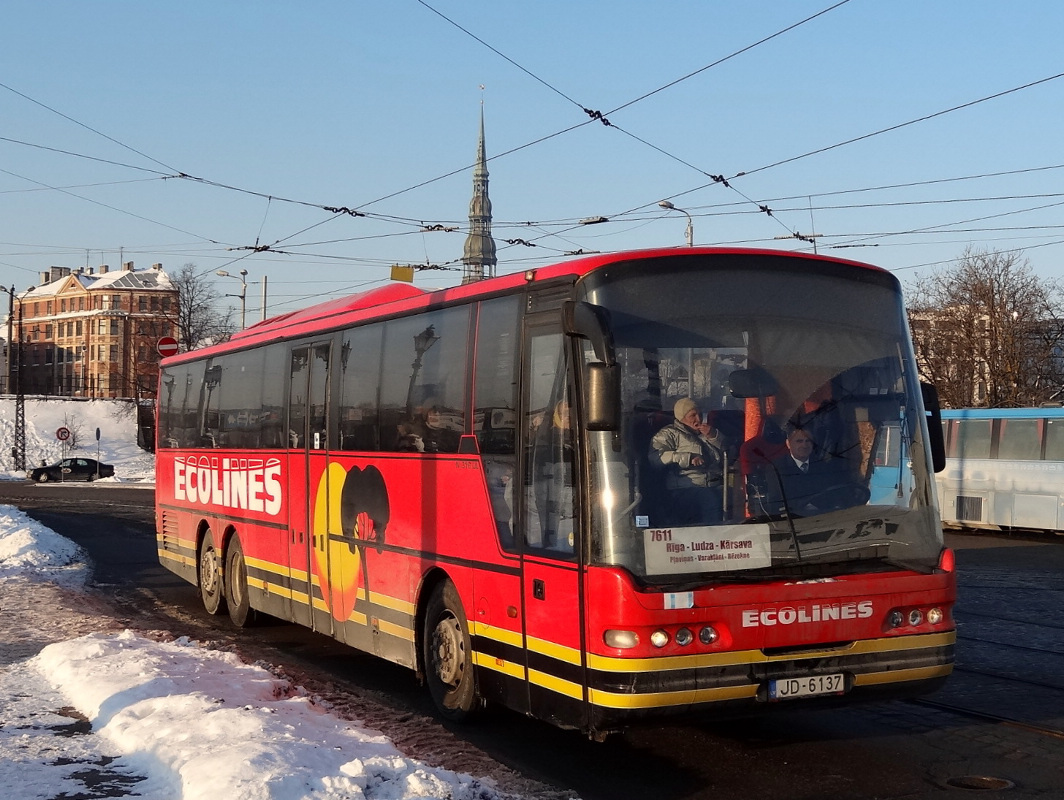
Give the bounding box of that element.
[8,262,178,400]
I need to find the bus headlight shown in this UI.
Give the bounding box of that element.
[650,630,670,648]
[927,607,944,625]
[675,628,694,647]
[908,609,924,626]
[699,625,719,645]
[604,630,639,649]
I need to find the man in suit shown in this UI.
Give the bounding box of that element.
[764,426,847,516]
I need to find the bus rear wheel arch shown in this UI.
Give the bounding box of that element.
[198,526,226,616]
[421,579,479,721]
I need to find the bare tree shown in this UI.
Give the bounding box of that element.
[173,263,236,351]
[906,247,1064,408]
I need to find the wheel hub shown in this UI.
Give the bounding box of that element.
[432,615,464,686]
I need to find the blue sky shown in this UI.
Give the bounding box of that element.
[2,1,1063,317]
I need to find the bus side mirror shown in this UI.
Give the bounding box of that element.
[563,301,615,366]
[921,381,946,473]
[587,363,620,431]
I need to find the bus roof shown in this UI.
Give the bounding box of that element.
[164,246,889,364]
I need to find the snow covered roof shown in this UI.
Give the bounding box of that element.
[22,265,174,299]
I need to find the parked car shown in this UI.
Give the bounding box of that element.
[29,458,114,483]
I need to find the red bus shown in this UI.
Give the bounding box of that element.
[156,247,955,738]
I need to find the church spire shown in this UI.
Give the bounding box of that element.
[461,105,497,284]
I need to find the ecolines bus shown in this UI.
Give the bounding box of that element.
[155,247,955,738]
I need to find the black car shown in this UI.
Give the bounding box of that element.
[29,458,115,483]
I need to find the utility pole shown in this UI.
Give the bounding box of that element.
[8,288,25,471]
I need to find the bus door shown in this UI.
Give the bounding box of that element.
[287,341,333,634]
[520,320,586,726]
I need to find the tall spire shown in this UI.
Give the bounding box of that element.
[461,104,497,284]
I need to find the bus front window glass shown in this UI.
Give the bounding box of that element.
[580,254,942,581]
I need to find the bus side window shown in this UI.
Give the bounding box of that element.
[339,324,383,452]
[475,296,521,548]
[523,329,576,555]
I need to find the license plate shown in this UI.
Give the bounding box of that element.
[769,673,846,700]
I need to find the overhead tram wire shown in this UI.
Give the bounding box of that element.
[604,70,1064,242]
[413,0,855,247]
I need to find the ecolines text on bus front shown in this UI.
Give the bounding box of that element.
[173,455,283,515]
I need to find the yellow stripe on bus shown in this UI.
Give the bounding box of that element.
[470,620,523,649]
[472,651,527,681]
[588,683,759,710]
[852,663,954,687]
[528,667,584,700]
[158,549,195,569]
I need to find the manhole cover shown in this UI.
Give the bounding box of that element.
[945,775,1015,791]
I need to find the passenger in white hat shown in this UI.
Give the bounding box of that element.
[647,397,726,525]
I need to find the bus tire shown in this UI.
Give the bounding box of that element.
[198,528,226,616]
[224,534,257,628]
[423,580,478,721]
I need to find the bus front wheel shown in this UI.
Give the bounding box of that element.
[224,534,257,628]
[423,580,478,721]
[198,528,226,616]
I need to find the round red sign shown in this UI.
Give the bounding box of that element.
[56,427,70,441]
[157,336,179,357]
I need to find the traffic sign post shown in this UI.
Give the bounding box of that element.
[56,427,71,481]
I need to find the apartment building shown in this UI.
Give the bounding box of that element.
[10,262,178,399]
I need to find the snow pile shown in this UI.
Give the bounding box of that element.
[0,397,155,482]
[0,504,86,577]
[32,631,501,800]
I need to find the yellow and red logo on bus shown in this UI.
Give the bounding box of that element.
[312,462,390,622]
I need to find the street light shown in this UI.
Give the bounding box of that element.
[658,200,693,247]
[216,269,248,329]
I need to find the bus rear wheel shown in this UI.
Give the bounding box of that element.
[198,528,226,616]
[423,580,478,721]
[224,534,257,628]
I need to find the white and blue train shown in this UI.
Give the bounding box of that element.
[937,407,1064,534]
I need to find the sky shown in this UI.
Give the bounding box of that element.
[2,1,1064,318]
[0,398,531,800]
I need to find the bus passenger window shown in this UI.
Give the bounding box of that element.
[474,296,520,547]
[523,330,576,555]
[998,419,1041,460]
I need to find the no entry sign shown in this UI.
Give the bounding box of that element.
[157,336,179,357]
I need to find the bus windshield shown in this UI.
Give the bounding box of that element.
[579,252,942,583]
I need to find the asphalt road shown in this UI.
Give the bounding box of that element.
[4,481,1063,800]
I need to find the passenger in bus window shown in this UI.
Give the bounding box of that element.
[421,405,462,453]
[648,398,725,526]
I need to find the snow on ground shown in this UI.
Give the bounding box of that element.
[0,399,538,800]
